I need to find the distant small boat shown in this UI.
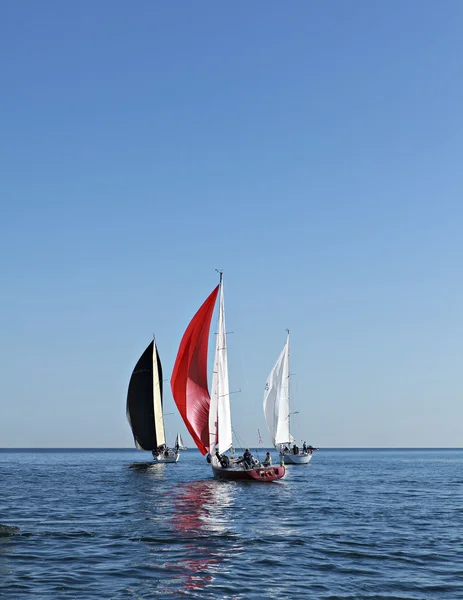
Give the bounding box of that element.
[263,330,318,465]
[175,432,187,451]
[126,338,179,463]
[171,273,285,482]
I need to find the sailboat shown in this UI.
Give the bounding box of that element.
[263,330,318,465]
[175,432,187,451]
[170,273,285,482]
[126,338,180,463]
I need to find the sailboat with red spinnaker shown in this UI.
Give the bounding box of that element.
[170,273,285,482]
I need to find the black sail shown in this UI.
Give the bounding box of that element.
[126,340,163,450]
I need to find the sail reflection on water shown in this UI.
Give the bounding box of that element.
[174,480,235,536]
[167,480,241,593]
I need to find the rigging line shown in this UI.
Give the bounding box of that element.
[231,427,261,457]
[219,389,241,398]
[231,427,246,452]
[285,410,299,420]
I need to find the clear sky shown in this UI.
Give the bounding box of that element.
[1,1,462,448]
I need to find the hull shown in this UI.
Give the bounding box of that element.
[154,451,179,463]
[280,452,312,465]
[211,462,285,482]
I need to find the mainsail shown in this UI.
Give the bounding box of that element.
[209,277,232,455]
[263,333,291,447]
[126,339,166,450]
[170,285,219,455]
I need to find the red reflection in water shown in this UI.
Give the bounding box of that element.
[169,480,227,591]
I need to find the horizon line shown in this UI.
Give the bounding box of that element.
[1,447,462,451]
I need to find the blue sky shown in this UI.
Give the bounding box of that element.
[1,1,462,448]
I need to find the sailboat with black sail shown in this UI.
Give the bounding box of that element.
[263,330,318,465]
[126,338,180,463]
[170,273,285,482]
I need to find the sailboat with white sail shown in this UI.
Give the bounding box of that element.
[175,432,187,451]
[263,330,317,465]
[171,273,285,482]
[126,338,180,463]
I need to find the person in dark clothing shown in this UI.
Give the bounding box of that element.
[215,450,230,468]
[262,451,272,466]
[237,448,253,468]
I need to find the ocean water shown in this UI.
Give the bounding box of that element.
[0,448,462,600]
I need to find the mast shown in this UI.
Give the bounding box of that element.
[275,329,291,446]
[209,274,220,454]
[152,337,166,447]
[210,270,232,455]
[286,329,291,443]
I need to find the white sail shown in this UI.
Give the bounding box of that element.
[152,339,166,447]
[209,277,232,455]
[175,432,187,450]
[263,334,291,447]
[263,345,285,446]
[275,335,290,445]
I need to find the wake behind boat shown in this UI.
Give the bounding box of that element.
[126,337,182,463]
[263,330,318,465]
[170,273,285,482]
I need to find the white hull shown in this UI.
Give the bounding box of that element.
[154,452,179,463]
[280,452,312,465]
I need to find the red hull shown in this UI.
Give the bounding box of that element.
[211,464,285,482]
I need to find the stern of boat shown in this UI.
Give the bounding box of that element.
[154,450,180,463]
[281,452,312,465]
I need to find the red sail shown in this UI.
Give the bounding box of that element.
[170,285,219,455]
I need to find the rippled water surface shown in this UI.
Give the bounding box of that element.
[1,448,462,599]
